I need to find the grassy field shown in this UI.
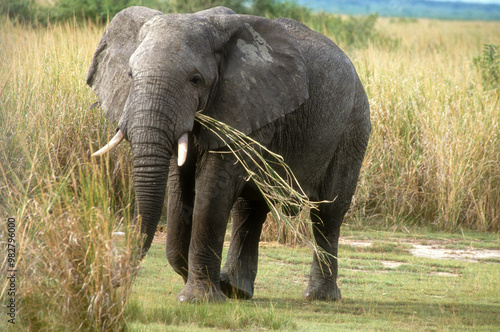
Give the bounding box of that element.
[0,10,499,331]
[1,228,499,331]
[111,229,500,331]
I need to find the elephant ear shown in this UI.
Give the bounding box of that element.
[86,6,164,123]
[200,15,309,149]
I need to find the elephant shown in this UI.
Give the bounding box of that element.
[87,6,371,302]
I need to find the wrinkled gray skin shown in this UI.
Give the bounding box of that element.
[87,6,371,302]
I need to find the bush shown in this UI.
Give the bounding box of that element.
[52,0,136,22]
[305,12,398,49]
[246,0,311,21]
[473,44,500,91]
[0,0,36,24]
[1,0,246,24]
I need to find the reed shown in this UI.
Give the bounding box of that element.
[0,19,138,331]
[195,113,322,249]
[346,18,500,232]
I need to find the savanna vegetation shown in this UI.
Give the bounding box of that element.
[0,0,499,330]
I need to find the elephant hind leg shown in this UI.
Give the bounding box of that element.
[303,203,344,301]
[304,129,368,301]
[220,197,269,299]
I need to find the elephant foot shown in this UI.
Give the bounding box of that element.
[177,282,227,303]
[302,283,341,301]
[220,271,253,299]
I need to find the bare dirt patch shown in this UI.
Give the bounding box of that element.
[380,260,404,269]
[341,237,500,262]
[430,271,459,277]
[153,229,167,244]
[409,244,500,262]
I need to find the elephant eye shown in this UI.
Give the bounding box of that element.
[190,73,204,87]
[128,69,133,79]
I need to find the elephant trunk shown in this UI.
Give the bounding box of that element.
[133,153,168,256]
[123,76,194,256]
[130,127,170,257]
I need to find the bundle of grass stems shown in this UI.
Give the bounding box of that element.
[195,113,331,258]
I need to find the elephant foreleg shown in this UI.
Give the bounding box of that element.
[220,197,269,299]
[166,160,195,282]
[176,157,244,302]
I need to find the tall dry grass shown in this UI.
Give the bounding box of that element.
[0,19,139,331]
[347,18,500,231]
[0,13,499,330]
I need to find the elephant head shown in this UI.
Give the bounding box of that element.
[87,6,309,255]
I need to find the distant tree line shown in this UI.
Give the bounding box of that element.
[1,0,395,50]
[0,0,310,25]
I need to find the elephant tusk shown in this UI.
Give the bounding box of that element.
[177,133,188,166]
[92,130,124,157]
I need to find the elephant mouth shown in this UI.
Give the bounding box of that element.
[92,128,189,167]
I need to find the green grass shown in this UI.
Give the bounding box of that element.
[120,229,499,331]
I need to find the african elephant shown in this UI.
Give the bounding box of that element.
[87,6,371,302]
